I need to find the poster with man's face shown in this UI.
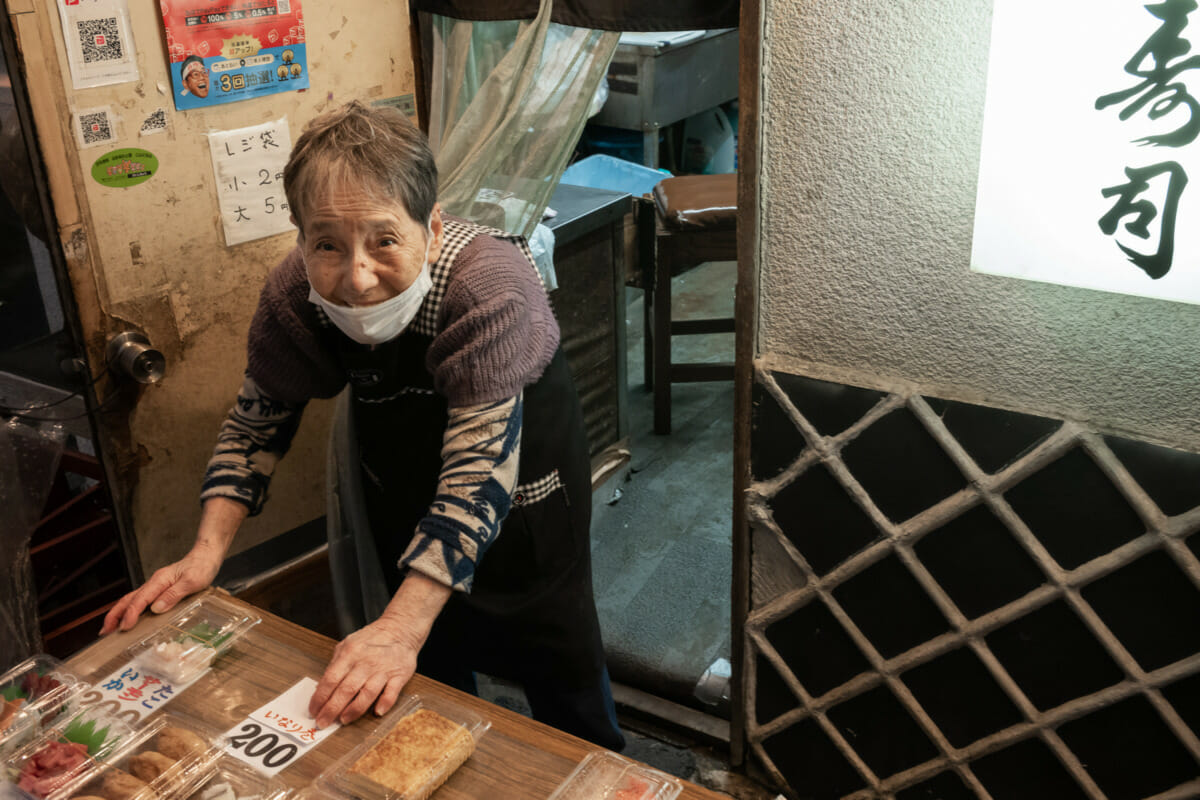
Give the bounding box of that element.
[162,0,309,111]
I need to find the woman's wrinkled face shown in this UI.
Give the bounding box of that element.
[298,184,443,307]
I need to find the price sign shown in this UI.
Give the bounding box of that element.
[223,677,338,776]
[77,661,200,725]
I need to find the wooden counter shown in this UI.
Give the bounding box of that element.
[67,589,728,800]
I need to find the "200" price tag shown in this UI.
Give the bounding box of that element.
[223,677,338,776]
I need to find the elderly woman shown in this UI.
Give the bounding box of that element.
[102,101,624,750]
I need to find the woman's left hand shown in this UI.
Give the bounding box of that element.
[308,571,452,728]
[308,616,420,728]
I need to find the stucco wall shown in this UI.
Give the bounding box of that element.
[758,0,1200,452]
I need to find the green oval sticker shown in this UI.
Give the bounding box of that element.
[91,148,158,188]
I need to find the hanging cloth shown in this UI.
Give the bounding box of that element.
[427,0,619,239]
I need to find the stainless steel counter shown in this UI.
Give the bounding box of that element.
[591,29,739,169]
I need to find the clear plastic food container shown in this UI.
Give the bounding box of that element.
[71,710,227,800]
[316,694,489,800]
[547,752,684,800]
[3,708,139,800]
[128,597,261,685]
[0,656,87,751]
[185,755,291,800]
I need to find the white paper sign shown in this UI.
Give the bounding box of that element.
[76,660,200,725]
[223,677,339,776]
[208,118,295,246]
[972,0,1200,305]
[55,0,139,89]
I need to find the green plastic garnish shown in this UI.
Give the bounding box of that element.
[0,685,22,702]
[61,717,115,757]
[180,622,232,649]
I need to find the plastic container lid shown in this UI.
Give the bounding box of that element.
[316,694,489,800]
[4,708,140,800]
[128,597,261,685]
[547,752,683,800]
[0,656,87,750]
[185,756,291,800]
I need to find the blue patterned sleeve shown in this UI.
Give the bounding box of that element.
[200,375,306,515]
[399,393,522,592]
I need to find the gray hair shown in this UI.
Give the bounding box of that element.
[284,100,438,230]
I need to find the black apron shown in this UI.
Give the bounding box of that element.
[332,306,607,693]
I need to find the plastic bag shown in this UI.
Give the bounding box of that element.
[0,418,66,667]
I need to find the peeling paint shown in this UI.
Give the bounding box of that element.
[129,241,144,267]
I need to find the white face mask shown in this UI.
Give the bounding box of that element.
[307,223,436,345]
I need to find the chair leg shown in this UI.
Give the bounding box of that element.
[643,275,654,392]
[638,200,657,392]
[653,254,672,435]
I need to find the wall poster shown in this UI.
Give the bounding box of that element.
[161,0,309,111]
[972,0,1200,305]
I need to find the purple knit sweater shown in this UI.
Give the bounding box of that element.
[245,224,559,406]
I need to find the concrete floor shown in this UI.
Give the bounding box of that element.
[590,259,738,711]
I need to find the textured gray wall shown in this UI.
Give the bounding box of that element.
[758,0,1200,451]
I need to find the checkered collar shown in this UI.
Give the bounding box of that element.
[409,216,537,338]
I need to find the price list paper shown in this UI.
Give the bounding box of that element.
[224,677,340,776]
[78,661,202,724]
[208,118,295,246]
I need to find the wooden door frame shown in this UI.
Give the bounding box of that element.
[731,0,761,769]
[3,0,145,586]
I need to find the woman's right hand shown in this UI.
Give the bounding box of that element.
[100,543,224,635]
[100,496,248,635]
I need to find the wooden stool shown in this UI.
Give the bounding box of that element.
[643,173,737,434]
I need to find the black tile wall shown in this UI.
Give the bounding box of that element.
[970,738,1091,800]
[772,371,886,438]
[901,647,1024,748]
[751,381,806,481]
[985,600,1126,711]
[825,684,941,778]
[764,599,872,699]
[1104,434,1200,516]
[761,717,866,798]
[1080,549,1200,672]
[749,369,1200,800]
[770,464,881,575]
[1160,671,1200,739]
[1057,694,1198,800]
[753,651,799,725]
[924,397,1061,474]
[914,504,1046,619]
[895,771,975,800]
[832,554,950,659]
[1003,447,1146,569]
[841,408,968,523]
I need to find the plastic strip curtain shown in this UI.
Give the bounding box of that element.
[426,0,618,240]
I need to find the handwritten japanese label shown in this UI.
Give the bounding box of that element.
[972,0,1200,305]
[208,118,294,246]
[223,677,338,776]
[1095,0,1196,279]
[76,661,198,725]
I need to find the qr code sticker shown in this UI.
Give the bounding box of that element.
[76,109,116,148]
[140,109,167,136]
[76,17,123,64]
